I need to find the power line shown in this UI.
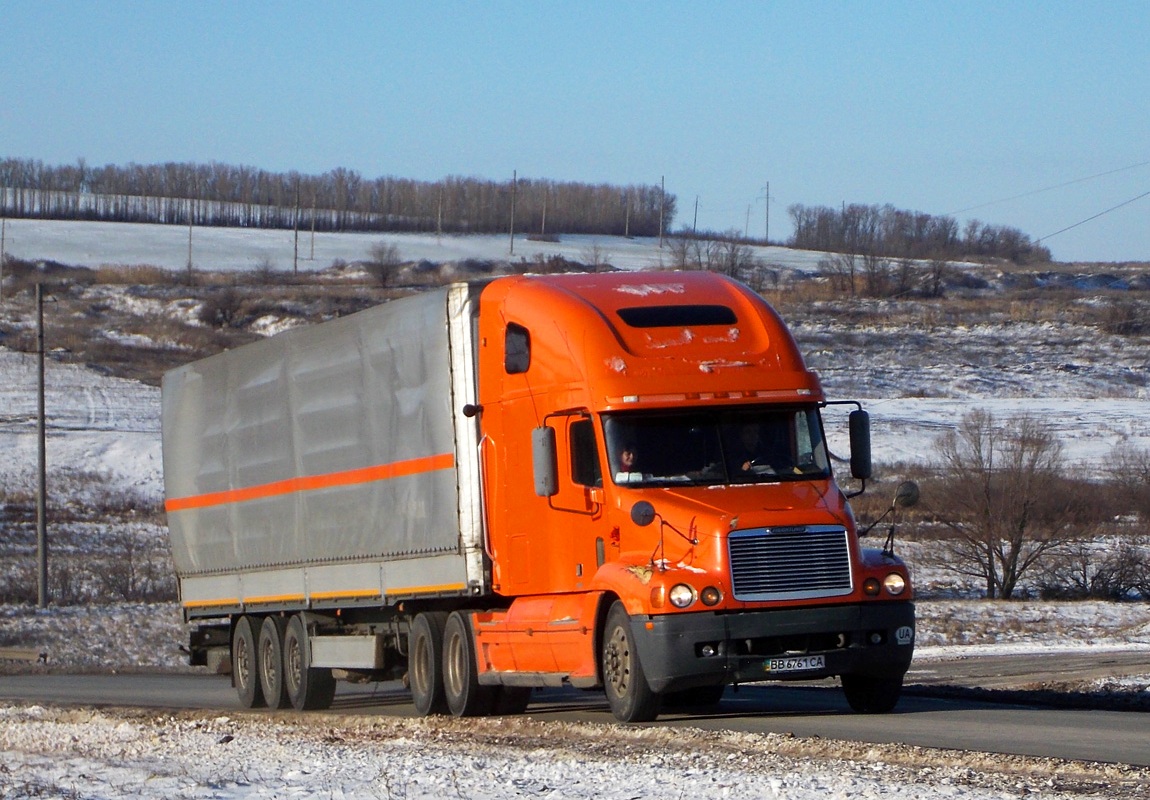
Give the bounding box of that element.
[946,159,1150,216]
[1037,189,1150,243]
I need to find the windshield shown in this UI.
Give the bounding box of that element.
[603,406,830,487]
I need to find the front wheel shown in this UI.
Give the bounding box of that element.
[841,673,903,713]
[601,601,661,723]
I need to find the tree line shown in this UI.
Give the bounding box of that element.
[0,158,675,237]
[788,202,1051,265]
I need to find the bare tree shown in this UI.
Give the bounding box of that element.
[366,242,403,287]
[934,410,1090,599]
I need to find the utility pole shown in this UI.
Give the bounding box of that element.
[293,180,301,275]
[310,193,317,261]
[509,170,517,256]
[764,181,770,244]
[36,283,48,608]
[186,198,194,285]
[658,176,665,248]
[1,215,6,302]
[693,197,698,235]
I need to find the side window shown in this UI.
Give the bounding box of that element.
[505,323,530,374]
[570,418,602,487]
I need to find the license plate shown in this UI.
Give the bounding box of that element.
[765,655,825,673]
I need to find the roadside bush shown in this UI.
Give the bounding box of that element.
[1036,537,1150,600]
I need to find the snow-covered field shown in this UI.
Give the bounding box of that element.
[2,220,1150,797]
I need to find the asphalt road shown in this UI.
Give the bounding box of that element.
[2,651,1149,767]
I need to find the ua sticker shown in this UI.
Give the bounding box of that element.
[895,626,914,646]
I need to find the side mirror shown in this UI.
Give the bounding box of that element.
[630,501,656,527]
[848,409,872,480]
[532,426,558,497]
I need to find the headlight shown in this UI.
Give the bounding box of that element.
[668,583,696,608]
[883,573,907,596]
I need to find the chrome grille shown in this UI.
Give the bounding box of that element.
[728,525,852,601]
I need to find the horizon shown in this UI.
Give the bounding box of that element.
[2,2,1148,262]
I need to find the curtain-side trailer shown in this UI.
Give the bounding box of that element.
[163,272,915,722]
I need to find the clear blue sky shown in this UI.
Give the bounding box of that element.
[3,1,1148,262]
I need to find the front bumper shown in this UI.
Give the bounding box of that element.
[630,601,915,694]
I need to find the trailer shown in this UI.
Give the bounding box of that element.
[164,271,915,721]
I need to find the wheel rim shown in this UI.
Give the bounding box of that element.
[412,630,430,694]
[444,629,464,698]
[604,625,632,697]
[285,630,302,698]
[235,633,252,689]
[260,635,277,693]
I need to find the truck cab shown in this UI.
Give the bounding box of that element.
[463,272,914,721]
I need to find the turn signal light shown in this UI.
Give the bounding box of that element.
[862,577,882,596]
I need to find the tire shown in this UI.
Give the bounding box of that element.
[283,614,337,711]
[258,615,290,710]
[663,684,726,709]
[232,616,266,709]
[841,674,903,714]
[443,611,495,717]
[409,612,449,716]
[600,601,662,723]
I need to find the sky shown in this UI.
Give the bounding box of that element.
[2,1,1148,263]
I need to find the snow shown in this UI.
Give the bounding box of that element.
[2,217,832,275]
[4,705,1122,800]
[2,220,1150,796]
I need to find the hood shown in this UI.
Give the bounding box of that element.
[615,479,851,541]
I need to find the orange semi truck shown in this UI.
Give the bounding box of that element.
[163,270,914,722]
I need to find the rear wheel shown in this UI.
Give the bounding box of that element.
[443,611,495,717]
[232,616,265,709]
[601,601,662,722]
[283,614,337,711]
[409,612,449,716]
[258,616,290,709]
[841,674,903,713]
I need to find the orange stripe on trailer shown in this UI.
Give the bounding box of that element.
[164,452,455,512]
[384,582,468,599]
[309,589,383,602]
[182,598,241,610]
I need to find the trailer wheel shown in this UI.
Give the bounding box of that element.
[258,616,291,709]
[841,674,903,713]
[601,601,662,722]
[443,611,495,717]
[232,616,266,709]
[283,614,336,711]
[409,612,449,716]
